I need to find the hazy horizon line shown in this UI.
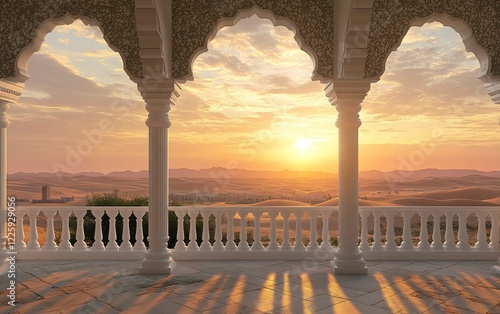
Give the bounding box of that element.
[8,167,500,176]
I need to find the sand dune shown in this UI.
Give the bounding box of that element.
[417,187,500,201]
[9,172,500,210]
[392,197,498,207]
[486,197,500,204]
[315,198,390,206]
[250,200,310,206]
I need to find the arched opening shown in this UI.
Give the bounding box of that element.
[173,14,338,248]
[175,14,333,174]
[9,19,146,176]
[7,19,147,247]
[361,22,500,246]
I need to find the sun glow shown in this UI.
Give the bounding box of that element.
[294,138,314,151]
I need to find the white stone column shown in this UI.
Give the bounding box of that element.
[0,101,10,259]
[485,78,500,274]
[138,79,179,275]
[325,80,370,275]
[0,80,24,263]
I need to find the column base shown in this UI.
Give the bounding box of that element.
[139,259,175,275]
[331,251,368,275]
[139,248,175,275]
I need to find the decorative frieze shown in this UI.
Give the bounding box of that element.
[365,0,500,79]
[0,0,143,79]
[0,86,22,97]
[171,0,335,81]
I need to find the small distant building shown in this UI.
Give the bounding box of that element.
[42,184,50,201]
[61,196,75,202]
[33,184,74,204]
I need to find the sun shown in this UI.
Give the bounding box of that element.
[294,138,313,151]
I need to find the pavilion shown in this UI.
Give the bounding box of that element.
[0,0,499,276]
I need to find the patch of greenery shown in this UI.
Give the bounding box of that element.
[85,193,148,206]
[80,194,213,249]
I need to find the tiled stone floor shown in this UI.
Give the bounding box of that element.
[1,259,499,313]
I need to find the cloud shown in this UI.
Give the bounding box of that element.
[81,50,119,58]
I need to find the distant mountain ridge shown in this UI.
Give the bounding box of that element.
[8,168,500,180]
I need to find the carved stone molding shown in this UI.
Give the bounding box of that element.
[365,0,500,80]
[0,86,22,97]
[0,79,25,104]
[0,0,144,80]
[171,0,335,82]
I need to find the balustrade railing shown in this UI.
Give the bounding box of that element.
[12,206,500,261]
[170,206,335,259]
[13,206,147,259]
[359,207,499,260]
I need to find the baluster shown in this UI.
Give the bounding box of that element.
[133,210,146,251]
[120,210,133,250]
[431,212,443,250]
[268,210,279,251]
[212,210,224,251]
[91,209,105,251]
[308,210,319,251]
[187,209,199,251]
[281,211,292,251]
[489,212,499,250]
[359,210,370,251]
[106,209,119,251]
[443,213,456,250]
[294,210,305,251]
[475,211,489,250]
[73,210,87,250]
[26,210,40,250]
[238,210,250,251]
[15,209,26,250]
[43,210,57,250]
[200,210,212,251]
[320,210,332,250]
[252,211,264,251]
[400,211,414,250]
[384,211,397,250]
[59,210,72,250]
[225,209,237,251]
[174,209,187,250]
[372,211,383,251]
[456,211,470,250]
[418,212,431,250]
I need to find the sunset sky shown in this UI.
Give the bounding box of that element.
[7,15,500,174]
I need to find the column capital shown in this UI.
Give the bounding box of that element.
[0,79,24,104]
[325,79,371,129]
[324,79,372,107]
[137,78,180,128]
[484,78,500,104]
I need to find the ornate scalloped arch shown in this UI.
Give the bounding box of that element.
[0,0,144,82]
[364,0,500,82]
[171,0,335,83]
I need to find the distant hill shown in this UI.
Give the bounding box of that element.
[9,168,336,180]
[10,168,500,180]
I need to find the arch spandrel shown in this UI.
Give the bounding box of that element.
[0,0,144,81]
[171,0,335,83]
[365,0,500,81]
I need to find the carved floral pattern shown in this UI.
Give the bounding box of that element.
[0,0,143,79]
[171,0,334,80]
[365,0,500,79]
